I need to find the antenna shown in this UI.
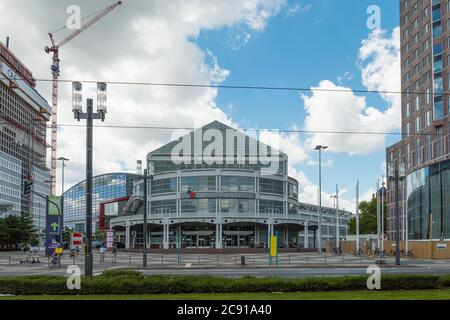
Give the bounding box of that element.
[6,36,9,49]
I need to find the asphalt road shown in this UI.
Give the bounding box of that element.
[1,251,450,278]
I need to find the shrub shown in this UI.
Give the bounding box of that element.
[0,273,448,296]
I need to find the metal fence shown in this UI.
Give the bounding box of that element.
[0,252,380,270]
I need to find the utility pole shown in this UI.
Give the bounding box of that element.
[57,157,69,244]
[143,168,148,268]
[376,179,380,250]
[356,180,360,255]
[388,161,405,266]
[72,82,107,277]
[381,176,385,255]
[314,145,328,253]
[336,184,339,251]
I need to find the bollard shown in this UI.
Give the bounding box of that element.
[129,255,131,266]
[240,256,245,266]
[9,256,11,267]
[161,255,164,265]
[289,255,291,265]
[324,254,327,264]
[216,255,219,265]
[198,256,200,264]
[306,255,308,265]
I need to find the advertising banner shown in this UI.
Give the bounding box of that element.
[45,196,63,255]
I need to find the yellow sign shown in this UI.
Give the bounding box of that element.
[55,248,63,254]
[270,235,277,257]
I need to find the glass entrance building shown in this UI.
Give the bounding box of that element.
[407,159,450,239]
[111,121,351,250]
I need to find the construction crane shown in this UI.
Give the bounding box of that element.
[44,1,123,195]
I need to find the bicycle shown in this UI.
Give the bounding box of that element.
[48,254,60,268]
[20,250,40,264]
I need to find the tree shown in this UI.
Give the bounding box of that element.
[93,229,106,241]
[0,213,37,250]
[348,195,387,235]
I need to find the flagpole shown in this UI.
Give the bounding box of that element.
[356,180,360,255]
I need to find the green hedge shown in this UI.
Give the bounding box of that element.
[0,271,449,295]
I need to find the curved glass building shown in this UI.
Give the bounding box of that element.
[111,121,350,249]
[407,159,450,240]
[63,173,137,232]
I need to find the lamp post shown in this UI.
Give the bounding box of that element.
[57,157,69,244]
[387,161,405,266]
[381,176,385,255]
[57,157,69,195]
[72,82,108,277]
[135,160,151,268]
[330,184,340,252]
[314,145,328,253]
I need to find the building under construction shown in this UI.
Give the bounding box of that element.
[0,40,51,231]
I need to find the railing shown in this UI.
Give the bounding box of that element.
[0,252,387,269]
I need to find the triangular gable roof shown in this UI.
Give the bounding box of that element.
[147,120,287,159]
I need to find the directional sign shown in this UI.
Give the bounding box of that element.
[45,196,63,255]
[50,222,59,232]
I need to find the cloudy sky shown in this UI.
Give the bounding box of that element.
[0,0,401,212]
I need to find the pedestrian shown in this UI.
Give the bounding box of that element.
[111,244,117,263]
[100,244,106,262]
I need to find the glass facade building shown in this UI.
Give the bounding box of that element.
[407,159,450,239]
[0,41,51,230]
[111,121,351,250]
[63,173,136,232]
[386,0,450,240]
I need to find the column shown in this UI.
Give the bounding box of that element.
[285,226,289,247]
[163,224,169,249]
[125,225,130,249]
[148,225,151,248]
[303,224,309,249]
[215,223,222,249]
[313,228,317,249]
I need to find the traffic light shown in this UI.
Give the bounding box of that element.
[23,180,33,195]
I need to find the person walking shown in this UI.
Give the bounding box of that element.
[111,244,117,263]
[100,244,106,263]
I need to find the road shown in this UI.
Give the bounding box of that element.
[1,251,450,277]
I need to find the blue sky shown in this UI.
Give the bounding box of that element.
[195,0,401,206]
[0,0,401,204]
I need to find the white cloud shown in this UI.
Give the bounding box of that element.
[288,166,358,213]
[337,71,354,84]
[0,0,286,193]
[284,3,313,17]
[258,130,309,164]
[301,27,400,155]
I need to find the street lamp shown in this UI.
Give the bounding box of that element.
[387,161,405,266]
[72,81,108,277]
[314,145,328,253]
[57,157,69,195]
[57,157,69,245]
[330,184,340,253]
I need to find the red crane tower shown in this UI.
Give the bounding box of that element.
[45,1,123,195]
